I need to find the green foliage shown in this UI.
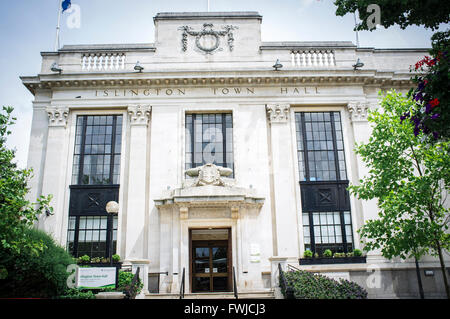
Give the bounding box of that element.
[407,30,450,141]
[349,91,450,261]
[58,288,96,299]
[303,250,313,258]
[0,106,53,255]
[117,271,143,294]
[283,270,368,299]
[112,254,121,262]
[77,255,90,263]
[334,252,346,258]
[334,0,450,30]
[323,249,333,257]
[0,228,76,298]
[353,249,363,257]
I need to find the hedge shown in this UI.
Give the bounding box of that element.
[0,228,75,298]
[282,270,368,299]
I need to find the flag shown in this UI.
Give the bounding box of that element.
[62,0,71,13]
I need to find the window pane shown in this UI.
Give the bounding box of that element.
[186,113,233,177]
[344,212,351,224]
[302,214,309,226]
[294,112,348,181]
[72,115,122,185]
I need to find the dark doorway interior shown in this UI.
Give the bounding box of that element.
[190,228,232,293]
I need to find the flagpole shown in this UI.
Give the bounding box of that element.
[207,0,210,12]
[353,12,360,48]
[54,0,62,51]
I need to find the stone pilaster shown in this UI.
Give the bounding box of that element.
[347,101,379,253]
[124,105,151,260]
[266,103,299,257]
[40,106,71,241]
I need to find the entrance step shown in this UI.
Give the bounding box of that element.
[144,290,275,299]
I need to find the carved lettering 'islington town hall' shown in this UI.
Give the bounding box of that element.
[21,11,445,298]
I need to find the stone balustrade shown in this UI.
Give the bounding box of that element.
[290,50,335,67]
[81,53,126,71]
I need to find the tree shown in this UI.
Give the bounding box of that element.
[334,0,450,31]
[0,106,52,255]
[0,228,75,298]
[333,1,450,141]
[349,91,450,298]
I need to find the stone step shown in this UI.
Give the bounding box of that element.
[144,291,275,299]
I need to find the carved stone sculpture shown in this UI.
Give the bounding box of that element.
[185,163,233,186]
[179,23,238,54]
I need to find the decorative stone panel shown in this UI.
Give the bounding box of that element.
[128,105,151,126]
[46,107,69,127]
[347,102,370,122]
[266,104,290,123]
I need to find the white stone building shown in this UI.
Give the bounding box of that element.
[21,12,448,298]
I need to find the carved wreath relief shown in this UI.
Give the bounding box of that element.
[179,23,238,54]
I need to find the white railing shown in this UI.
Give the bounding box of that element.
[290,50,335,67]
[81,53,126,71]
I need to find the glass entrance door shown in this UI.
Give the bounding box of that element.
[191,230,231,293]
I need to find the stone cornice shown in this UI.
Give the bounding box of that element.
[21,71,415,95]
[46,106,69,127]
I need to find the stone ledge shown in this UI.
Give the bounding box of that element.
[95,292,125,299]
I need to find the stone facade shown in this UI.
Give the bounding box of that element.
[21,11,448,298]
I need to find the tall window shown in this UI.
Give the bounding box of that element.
[72,115,122,185]
[67,216,118,258]
[295,111,354,255]
[295,112,347,182]
[185,113,233,175]
[68,115,122,258]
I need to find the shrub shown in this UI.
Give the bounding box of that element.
[58,288,95,299]
[303,250,313,258]
[77,255,90,264]
[112,254,121,263]
[333,252,346,258]
[283,270,368,299]
[0,228,76,298]
[323,249,332,257]
[117,271,143,294]
[353,249,363,257]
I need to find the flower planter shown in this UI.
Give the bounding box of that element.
[299,256,366,265]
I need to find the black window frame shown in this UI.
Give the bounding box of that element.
[295,111,354,255]
[67,215,118,258]
[302,211,354,255]
[72,115,123,186]
[295,111,347,182]
[185,113,234,176]
[68,114,123,259]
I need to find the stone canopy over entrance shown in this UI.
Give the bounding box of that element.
[154,163,265,293]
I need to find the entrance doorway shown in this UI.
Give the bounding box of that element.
[190,228,232,293]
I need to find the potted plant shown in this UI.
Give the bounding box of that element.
[112,254,121,263]
[299,248,367,265]
[353,249,363,257]
[77,255,90,264]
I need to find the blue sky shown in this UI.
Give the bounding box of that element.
[0,0,448,168]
